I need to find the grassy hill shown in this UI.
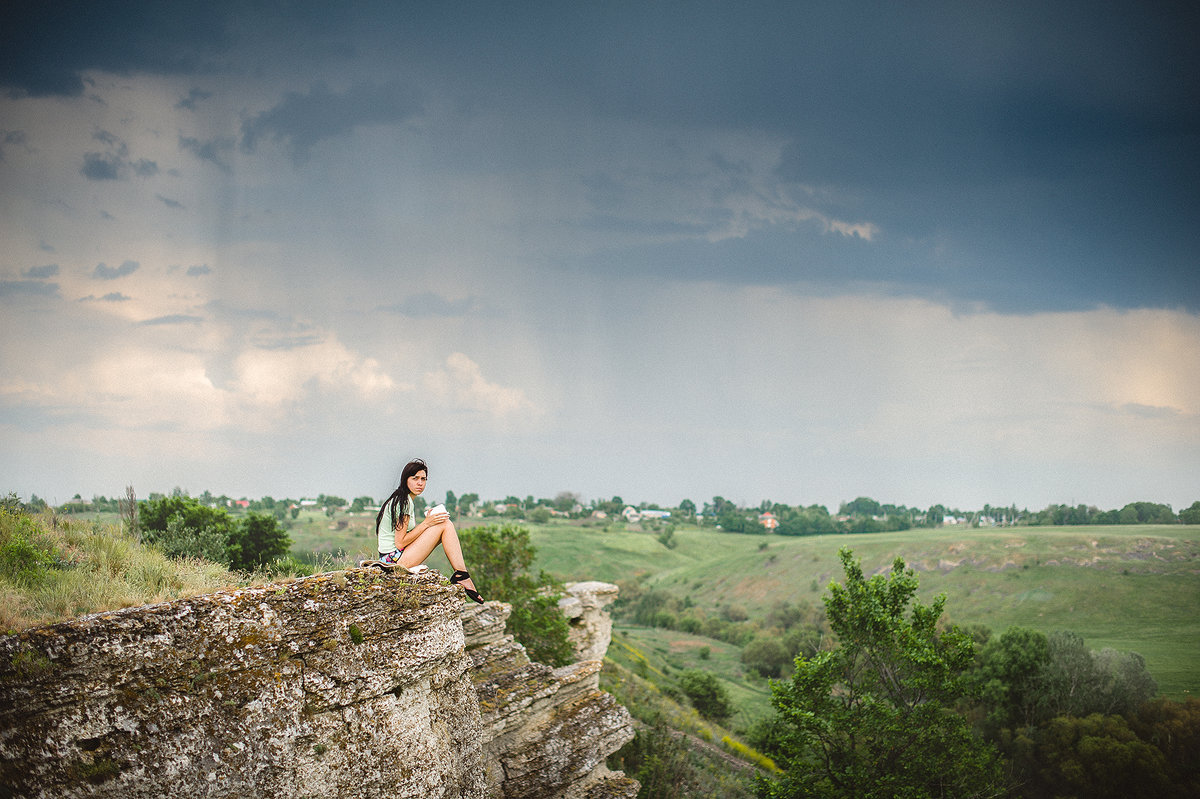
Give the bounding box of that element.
[512,520,1200,700]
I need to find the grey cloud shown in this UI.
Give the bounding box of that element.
[81,151,122,180]
[23,264,60,278]
[39,241,54,252]
[93,260,139,279]
[249,332,325,350]
[241,80,424,164]
[176,87,212,111]
[0,280,60,298]
[0,129,27,160]
[377,292,477,318]
[179,135,234,172]
[186,264,212,276]
[79,292,132,302]
[1119,403,1182,420]
[80,130,157,180]
[137,314,204,326]
[203,300,277,320]
[157,194,184,209]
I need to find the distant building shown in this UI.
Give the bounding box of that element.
[758,511,779,530]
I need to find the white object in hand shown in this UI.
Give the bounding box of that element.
[427,504,447,516]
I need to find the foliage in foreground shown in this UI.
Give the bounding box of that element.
[0,503,234,631]
[459,523,573,667]
[757,547,1006,799]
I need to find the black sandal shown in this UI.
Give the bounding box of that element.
[450,570,484,604]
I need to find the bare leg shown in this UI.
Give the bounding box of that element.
[399,520,479,594]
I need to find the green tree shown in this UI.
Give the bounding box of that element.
[1179,501,1200,524]
[156,512,229,564]
[677,498,696,517]
[459,523,572,667]
[227,511,292,572]
[757,548,1005,799]
[678,669,732,723]
[140,496,235,551]
[976,626,1051,730]
[743,636,792,679]
[1025,714,1170,799]
[458,492,479,515]
[839,496,883,518]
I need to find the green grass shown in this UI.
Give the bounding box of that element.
[522,520,1200,699]
[1,509,236,631]
[609,624,775,727]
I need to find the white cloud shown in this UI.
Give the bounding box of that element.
[419,352,540,420]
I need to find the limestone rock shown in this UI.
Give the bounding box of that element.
[0,571,637,799]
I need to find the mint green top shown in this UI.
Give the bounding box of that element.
[377,495,416,554]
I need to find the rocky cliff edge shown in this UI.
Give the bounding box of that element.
[0,569,637,799]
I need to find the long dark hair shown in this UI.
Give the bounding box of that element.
[375,458,428,534]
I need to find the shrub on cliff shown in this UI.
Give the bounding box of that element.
[460,523,573,667]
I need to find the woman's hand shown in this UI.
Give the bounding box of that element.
[422,509,451,526]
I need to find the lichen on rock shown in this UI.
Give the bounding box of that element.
[0,572,636,799]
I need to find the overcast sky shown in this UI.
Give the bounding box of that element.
[2,1,1197,512]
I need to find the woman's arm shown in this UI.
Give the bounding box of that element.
[394,508,450,550]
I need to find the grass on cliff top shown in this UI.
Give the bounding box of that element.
[0,507,236,632]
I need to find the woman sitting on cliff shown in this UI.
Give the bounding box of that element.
[375,458,484,604]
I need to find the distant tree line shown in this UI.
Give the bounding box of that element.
[47,489,1200,531]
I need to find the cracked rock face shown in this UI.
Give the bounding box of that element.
[464,582,637,799]
[0,572,636,799]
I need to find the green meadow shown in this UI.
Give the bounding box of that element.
[516,521,1200,700]
[54,509,1200,700]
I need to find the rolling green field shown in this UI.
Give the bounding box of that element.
[516,521,1200,699]
[58,509,1200,700]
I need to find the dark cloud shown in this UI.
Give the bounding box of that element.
[156,194,184,209]
[0,0,230,97]
[241,80,424,163]
[80,130,157,180]
[137,314,203,326]
[79,292,131,302]
[81,151,122,180]
[0,280,60,298]
[186,264,212,276]
[179,134,234,172]
[377,292,477,318]
[176,87,212,111]
[23,264,59,278]
[93,260,139,279]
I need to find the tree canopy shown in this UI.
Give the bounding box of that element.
[757,547,1005,799]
